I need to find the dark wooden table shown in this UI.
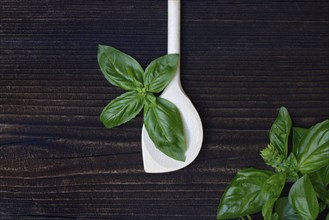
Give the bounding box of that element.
[1,0,328,219]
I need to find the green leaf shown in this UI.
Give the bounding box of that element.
[326,212,329,220]
[289,175,319,220]
[143,96,186,161]
[309,165,329,205]
[275,197,301,220]
[261,172,286,200]
[260,146,298,181]
[269,106,292,158]
[297,120,329,174]
[271,213,279,220]
[292,127,308,155]
[284,153,299,182]
[260,144,285,170]
[309,165,329,188]
[100,91,144,128]
[217,169,285,220]
[261,173,287,220]
[143,54,179,93]
[217,168,272,219]
[262,198,277,220]
[98,45,144,90]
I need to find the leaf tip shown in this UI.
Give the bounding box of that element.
[278,106,289,115]
[98,44,106,51]
[178,155,186,162]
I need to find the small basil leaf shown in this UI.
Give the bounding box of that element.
[297,120,329,174]
[309,165,329,206]
[292,127,308,155]
[289,175,319,220]
[261,173,287,220]
[262,198,277,220]
[217,168,275,220]
[260,150,298,182]
[143,54,179,93]
[144,97,186,161]
[98,45,144,90]
[275,197,300,220]
[269,107,292,158]
[260,144,285,171]
[261,172,286,200]
[271,213,279,220]
[284,153,299,182]
[100,91,144,128]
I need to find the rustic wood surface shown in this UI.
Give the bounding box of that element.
[1,0,328,219]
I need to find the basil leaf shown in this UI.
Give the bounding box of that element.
[98,45,144,90]
[292,127,308,155]
[284,153,299,182]
[289,175,319,220]
[275,197,301,220]
[262,198,277,220]
[310,165,329,188]
[261,173,287,220]
[269,107,292,158]
[100,91,144,128]
[261,172,286,200]
[309,165,329,205]
[297,120,329,174]
[271,213,279,220]
[143,96,186,161]
[217,169,285,220]
[260,150,298,182]
[143,54,179,93]
[260,144,285,171]
[326,212,329,220]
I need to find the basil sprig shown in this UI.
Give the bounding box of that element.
[98,45,186,161]
[217,107,329,220]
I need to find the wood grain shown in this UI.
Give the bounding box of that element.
[1,0,328,219]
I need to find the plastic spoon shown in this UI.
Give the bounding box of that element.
[141,0,203,173]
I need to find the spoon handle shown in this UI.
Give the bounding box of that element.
[165,0,182,91]
[168,0,180,54]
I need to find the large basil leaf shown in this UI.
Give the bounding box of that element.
[292,127,308,155]
[100,91,144,128]
[217,169,285,220]
[143,54,179,93]
[275,197,301,220]
[98,45,144,90]
[269,107,291,158]
[297,120,329,174]
[309,165,329,205]
[289,175,319,220]
[143,96,186,161]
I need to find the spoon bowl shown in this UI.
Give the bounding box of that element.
[141,0,203,173]
[142,68,203,173]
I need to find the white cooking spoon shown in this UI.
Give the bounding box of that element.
[141,0,203,173]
